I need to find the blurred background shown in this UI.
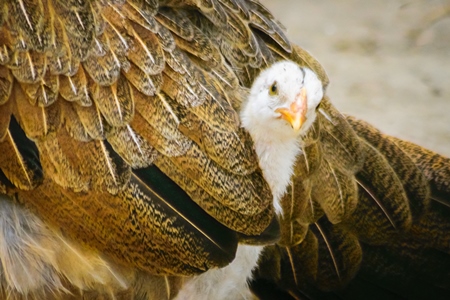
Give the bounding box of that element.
[260,0,450,156]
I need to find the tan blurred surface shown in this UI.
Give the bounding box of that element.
[261,0,450,156]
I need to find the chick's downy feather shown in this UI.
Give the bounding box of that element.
[241,61,324,214]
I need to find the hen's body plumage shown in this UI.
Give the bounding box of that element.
[0,0,449,299]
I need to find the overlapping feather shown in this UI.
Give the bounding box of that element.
[0,0,295,297]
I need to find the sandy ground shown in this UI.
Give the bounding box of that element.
[260,0,450,157]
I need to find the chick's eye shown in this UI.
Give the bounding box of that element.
[269,81,278,96]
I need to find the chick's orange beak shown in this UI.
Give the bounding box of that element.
[275,88,307,131]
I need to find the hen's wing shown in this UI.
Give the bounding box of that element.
[251,116,450,300]
[0,0,329,298]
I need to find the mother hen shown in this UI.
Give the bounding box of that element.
[0,0,449,299]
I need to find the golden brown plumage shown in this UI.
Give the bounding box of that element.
[0,0,449,299]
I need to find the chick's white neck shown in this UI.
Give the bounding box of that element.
[250,126,301,215]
